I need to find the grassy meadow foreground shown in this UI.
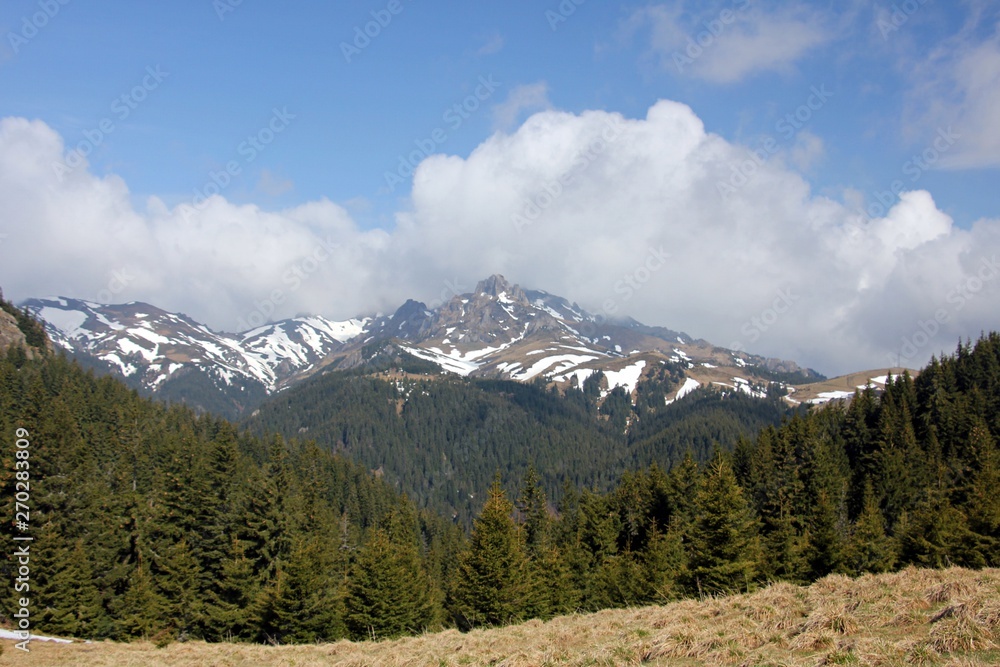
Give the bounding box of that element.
[4,566,999,667]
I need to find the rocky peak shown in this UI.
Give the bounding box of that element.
[474,274,528,305]
[475,274,510,297]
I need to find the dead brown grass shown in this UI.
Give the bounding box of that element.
[3,567,999,666]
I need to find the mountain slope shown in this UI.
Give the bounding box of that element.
[337,275,823,393]
[23,296,367,418]
[23,274,826,418]
[243,363,793,522]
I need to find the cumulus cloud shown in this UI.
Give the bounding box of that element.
[623,2,830,83]
[0,117,393,333]
[393,102,999,374]
[1,102,999,376]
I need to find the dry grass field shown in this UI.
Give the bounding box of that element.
[3,566,998,666]
[785,368,913,405]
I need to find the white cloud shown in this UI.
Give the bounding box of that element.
[0,117,393,333]
[394,102,998,374]
[2,104,999,376]
[903,24,1000,169]
[491,82,552,131]
[625,2,830,83]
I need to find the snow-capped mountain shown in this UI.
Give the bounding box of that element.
[323,274,823,400]
[23,275,827,417]
[23,297,367,416]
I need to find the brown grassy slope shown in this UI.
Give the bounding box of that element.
[4,566,999,666]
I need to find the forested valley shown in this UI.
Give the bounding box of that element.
[1,296,998,644]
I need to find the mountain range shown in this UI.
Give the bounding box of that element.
[22,274,884,419]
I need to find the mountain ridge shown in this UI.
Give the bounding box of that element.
[22,274,828,418]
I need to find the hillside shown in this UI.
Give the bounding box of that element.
[5,566,999,666]
[243,366,792,522]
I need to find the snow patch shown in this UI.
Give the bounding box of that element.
[554,367,597,387]
[0,629,73,643]
[513,354,598,381]
[118,338,157,362]
[602,360,647,394]
[810,390,855,404]
[666,377,701,405]
[129,327,172,345]
[37,307,89,337]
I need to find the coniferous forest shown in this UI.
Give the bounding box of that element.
[1,296,999,644]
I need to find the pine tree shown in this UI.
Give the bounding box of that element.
[517,466,550,558]
[36,538,105,638]
[256,535,344,644]
[114,563,168,640]
[642,523,686,603]
[845,481,896,575]
[898,489,984,569]
[529,546,579,619]
[453,477,529,628]
[800,431,849,578]
[590,551,647,609]
[344,528,434,640]
[965,421,1000,563]
[156,539,206,639]
[210,538,260,640]
[686,455,761,596]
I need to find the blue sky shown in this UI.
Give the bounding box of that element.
[1,0,999,374]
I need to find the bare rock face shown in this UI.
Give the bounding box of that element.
[0,308,27,352]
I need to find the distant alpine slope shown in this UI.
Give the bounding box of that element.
[23,274,845,418]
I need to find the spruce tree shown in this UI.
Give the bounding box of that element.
[965,421,1000,561]
[517,466,551,558]
[256,535,344,644]
[345,528,434,640]
[453,477,529,628]
[643,523,687,603]
[686,455,761,596]
[845,481,896,575]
